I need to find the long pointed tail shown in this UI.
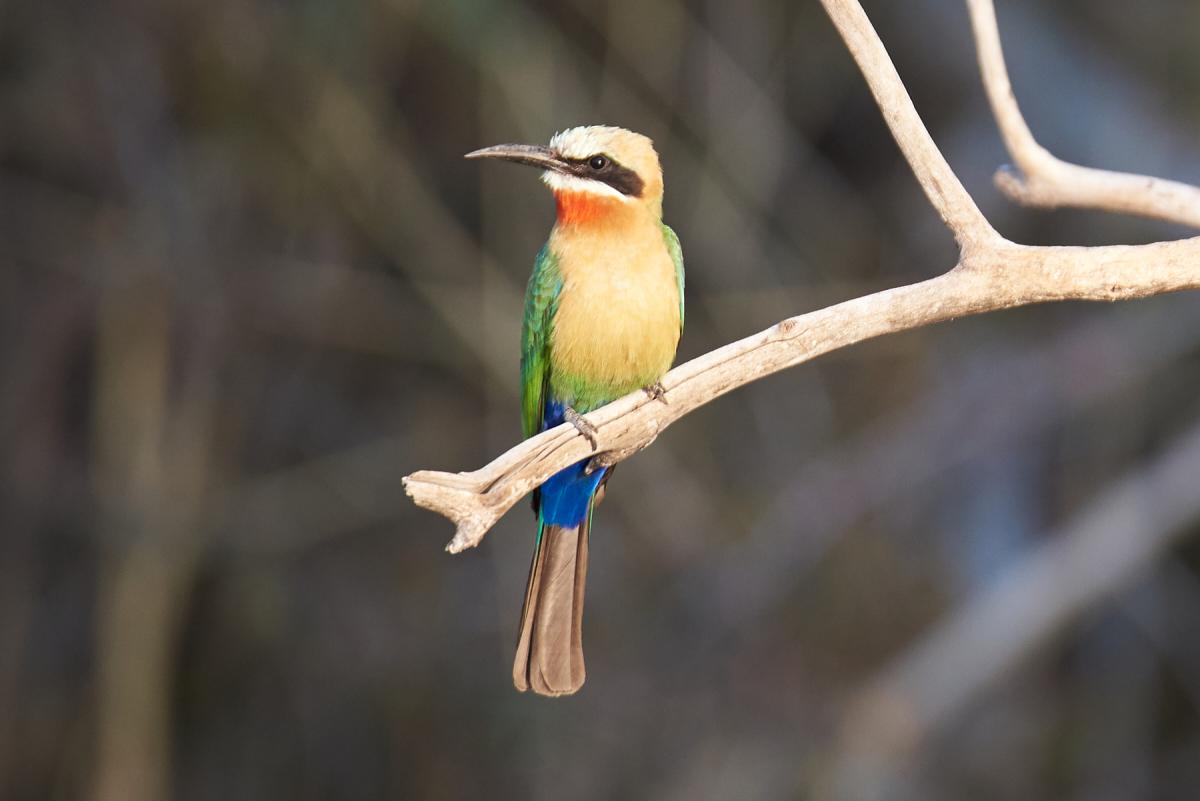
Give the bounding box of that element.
[512,519,590,695]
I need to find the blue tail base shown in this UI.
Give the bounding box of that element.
[538,401,608,528]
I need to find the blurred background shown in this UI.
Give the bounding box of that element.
[3,0,1200,799]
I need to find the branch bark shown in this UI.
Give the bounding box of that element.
[404,0,1200,553]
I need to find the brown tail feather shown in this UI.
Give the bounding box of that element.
[512,521,589,696]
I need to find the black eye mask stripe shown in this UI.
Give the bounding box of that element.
[561,156,645,198]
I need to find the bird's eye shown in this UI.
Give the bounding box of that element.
[588,155,608,170]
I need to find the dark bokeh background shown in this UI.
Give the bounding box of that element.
[2,0,1199,799]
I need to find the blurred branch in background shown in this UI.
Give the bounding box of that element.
[831,414,1200,801]
[84,33,228,800]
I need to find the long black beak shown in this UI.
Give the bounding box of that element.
[464,144,569,174]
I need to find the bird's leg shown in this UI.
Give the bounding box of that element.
[585,434,659,475]
[564,407,599,451]
[642,381,668,403]
[585,453,613,476]
[590,465,616,502]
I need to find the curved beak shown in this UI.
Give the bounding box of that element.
[464,143,569,174]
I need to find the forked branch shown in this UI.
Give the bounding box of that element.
[404,0,1200,552]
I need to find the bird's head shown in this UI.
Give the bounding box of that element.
[466,126,664,226]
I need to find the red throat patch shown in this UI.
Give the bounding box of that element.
[554,191,622,227]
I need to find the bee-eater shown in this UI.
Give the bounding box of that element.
[466,126,684,696]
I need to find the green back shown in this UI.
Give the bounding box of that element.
[521,244,563,439]
[662,222,685,336]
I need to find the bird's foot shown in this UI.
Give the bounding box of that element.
[585,434,660,475]
[643,381,668,403]
[585,452,613,475]
[564,407,599,451]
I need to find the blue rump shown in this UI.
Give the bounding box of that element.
[538,401,609,528]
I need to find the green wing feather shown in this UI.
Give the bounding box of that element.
[662,223,685,335]
[521,243,563,439]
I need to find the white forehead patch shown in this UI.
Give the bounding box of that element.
[541,171,631,200]
[548,125,625,160]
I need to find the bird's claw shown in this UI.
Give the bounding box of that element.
[564,407,599,451]
[643,382,668,403]
[585,452,614,475]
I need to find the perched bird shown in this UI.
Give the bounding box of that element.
[466,126,684,696]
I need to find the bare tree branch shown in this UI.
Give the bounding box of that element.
[404,0,1200,553]
[968,0,1200,228]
